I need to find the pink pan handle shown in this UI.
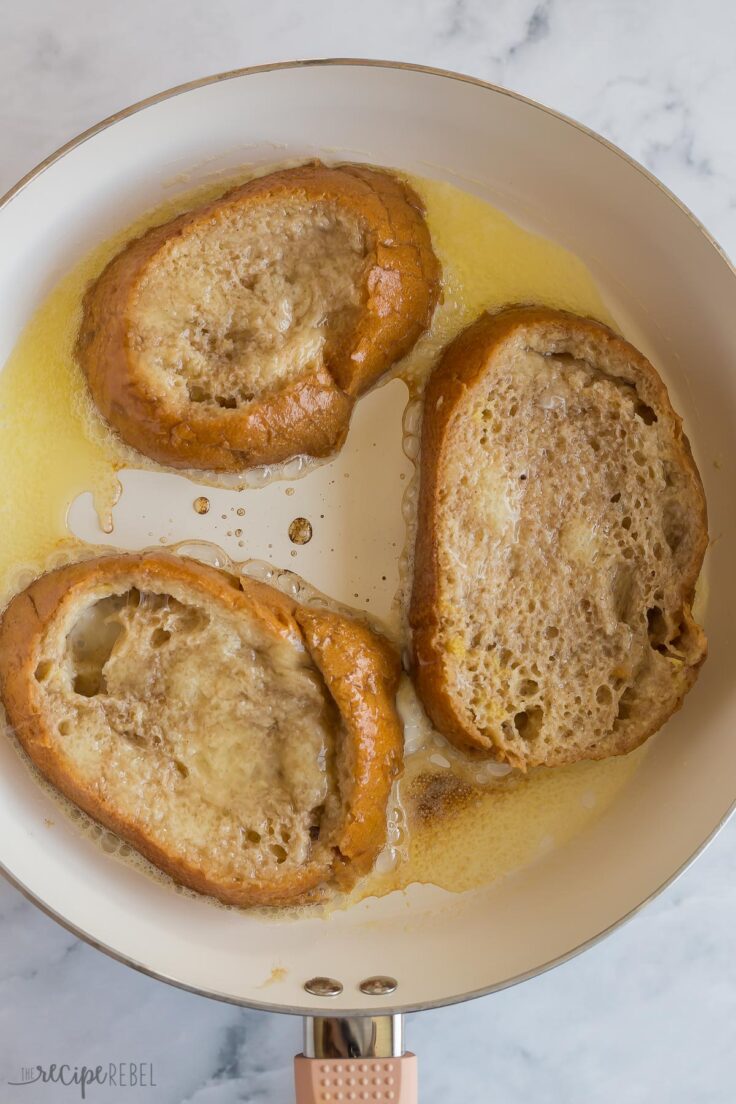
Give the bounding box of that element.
[294,1054,418,1103]
[296,1014,415,1104]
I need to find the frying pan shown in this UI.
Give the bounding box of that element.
[1,60,734,1101]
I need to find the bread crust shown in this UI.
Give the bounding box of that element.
[77,162,440,471]
[410,306,708,767]
[0,552,403,906]
[296,608,403,883]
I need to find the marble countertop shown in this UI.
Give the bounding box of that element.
[1,1,735,1100]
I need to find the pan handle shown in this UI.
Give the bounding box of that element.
[294,1015,417,1103]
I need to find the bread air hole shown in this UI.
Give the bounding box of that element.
[648,607,689,658]
[73,671,106,698]
[513,706,544,742]
[646,606,669,647]
[67,594,127,698]
[634,402,657,425]
[34,659,53,682]
[615,686,637,723]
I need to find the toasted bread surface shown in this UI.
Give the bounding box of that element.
[410,306,708,769]
[77,162,440,471]
[0,552,402,906]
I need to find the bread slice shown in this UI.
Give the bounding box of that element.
[77,162,440,471]
[410,306,708,770]
[0,552,402,906]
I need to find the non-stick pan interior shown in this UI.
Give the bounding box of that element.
[0,62,734,1014]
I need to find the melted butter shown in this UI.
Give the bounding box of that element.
[0,267,117,596]
[355,744,645,901]
[397,175,614,389]
[0,165,649,907]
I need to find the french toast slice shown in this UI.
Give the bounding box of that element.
[77,162,440,471]
[0,552,403,905]
[410,306,708,769]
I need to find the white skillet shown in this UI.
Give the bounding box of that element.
[0,61,734,1100]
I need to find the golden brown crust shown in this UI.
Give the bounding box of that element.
[77,162,440,471]
[410,306,708,764]
[296,607,402,883]
[0,552,403,906]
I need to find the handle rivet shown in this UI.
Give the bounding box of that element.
[304,976,343,997]
[358,975,398,995]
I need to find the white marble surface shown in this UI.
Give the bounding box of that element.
[1,1,736,1100]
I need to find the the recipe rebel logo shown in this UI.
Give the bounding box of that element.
[8,1062,156,1098]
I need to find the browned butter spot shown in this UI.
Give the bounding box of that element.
[408,771,478,823]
